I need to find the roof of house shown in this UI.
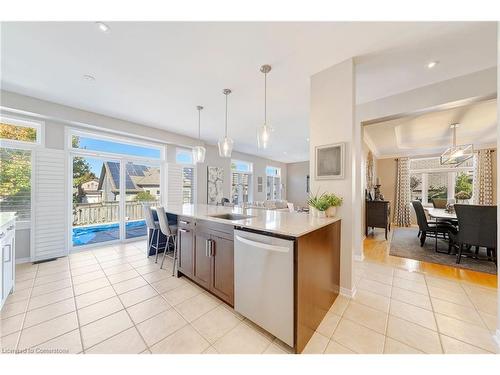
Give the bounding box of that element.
[97,162,160,192]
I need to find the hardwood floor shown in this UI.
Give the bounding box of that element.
[363,226,498,289]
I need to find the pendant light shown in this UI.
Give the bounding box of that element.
[218,89,234,157]
[192,105,206,163]
[440,123,474,166]
[257,64,273,149]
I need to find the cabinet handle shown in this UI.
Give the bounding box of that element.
[179,220,189,225]
[7,225,14,231]
[209,239,215,257]
[178,228,189,233]
[205,239,209,257]
[3,244,11,263]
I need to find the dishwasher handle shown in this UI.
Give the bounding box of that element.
[235,235,290,253]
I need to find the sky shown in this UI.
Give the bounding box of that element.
[76,136,161,175]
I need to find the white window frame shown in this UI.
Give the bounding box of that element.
[0,114,44,231]
[66,128,167,250]
[231,160,253,204]
[266,166,282,200]
[409,156,475,206]
[174,147,197,204]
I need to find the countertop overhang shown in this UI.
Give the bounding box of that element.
[161,204,340,237]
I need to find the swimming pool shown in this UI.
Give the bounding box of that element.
[72,220,146,246]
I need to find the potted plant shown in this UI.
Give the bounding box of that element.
[324,193,343,217]
[455,191,471,204]
[307,192,329,217]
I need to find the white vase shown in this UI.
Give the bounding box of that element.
[326,206,337,217]
[309,206,317,217]
[316,210,326,218]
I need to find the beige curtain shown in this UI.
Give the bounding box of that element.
[473,149,494,205]
[394,157,411,227]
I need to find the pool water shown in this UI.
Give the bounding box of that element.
[73,220,146,246]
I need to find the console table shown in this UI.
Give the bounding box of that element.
[365,200,391,240]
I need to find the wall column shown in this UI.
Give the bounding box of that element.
[309,58,356,296]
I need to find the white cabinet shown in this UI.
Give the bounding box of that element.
[0,215,16,310]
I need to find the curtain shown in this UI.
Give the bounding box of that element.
[394,157,411,227]
[473,149,494,205]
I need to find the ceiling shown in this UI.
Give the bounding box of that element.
[363,99,498,158]
[1,22,497,162]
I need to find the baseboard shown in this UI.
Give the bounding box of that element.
[15,257,31,264]
[340,286,357,298]
[493,329,500,351]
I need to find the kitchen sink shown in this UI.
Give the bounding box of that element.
[209,213,254,221]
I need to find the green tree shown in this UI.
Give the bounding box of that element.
[455,172,473,195]
[72,136,97,203]
[135,191,156,202]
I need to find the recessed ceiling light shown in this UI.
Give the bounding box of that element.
[83,74,95,81]
[427,61,439,69]
[95,22,110,33]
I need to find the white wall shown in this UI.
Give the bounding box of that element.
[286,161,310,207]
[310,58,356,294]
[1,90,285,260]
[195,145,287,205]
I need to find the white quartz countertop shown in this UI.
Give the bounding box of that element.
[162,204,340,237]
[0,212,16,227]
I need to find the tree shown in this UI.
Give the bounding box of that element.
[0,123,36,142]
[455,172,473,195]
[135,191,156,202]
[72,136,97,203]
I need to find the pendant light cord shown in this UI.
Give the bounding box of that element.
[198,108,201,140]
[264,71,267,125]
[225,93,228,137]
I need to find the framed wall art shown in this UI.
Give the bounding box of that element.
[315,142,345,180]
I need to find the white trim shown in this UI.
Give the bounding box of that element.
[493,330,500,350]
[16,257,31,265]
[340,286,357,298]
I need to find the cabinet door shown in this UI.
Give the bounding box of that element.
[210,235,234,306]
[192,231,212,290]
[177,228,194,277]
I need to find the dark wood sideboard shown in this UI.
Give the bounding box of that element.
[365,200,391,239]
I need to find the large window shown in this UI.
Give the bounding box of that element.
[70,130,164,247]
[266,166,281,200]
[231,160,252,204]
[410,157,474,205]
[0,116,41,223]
[176,148,195,204]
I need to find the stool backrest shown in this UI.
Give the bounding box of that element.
[156,206,173,236]
[143,205,157,229]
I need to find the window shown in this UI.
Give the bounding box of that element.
[176,148,193,165]
[266,166,282,200]
[182,167,195,204]
[231,160,253,205]
[0,148,32,221]
[1,116,42,145]
[409,157,474,205]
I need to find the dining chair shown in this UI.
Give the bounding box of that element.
[450,204,497,264]
[143,205,161,261]
[431,198,447,209]
[411,201,457,250]
[156,206,178,275]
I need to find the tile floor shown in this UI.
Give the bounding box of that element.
[0,240,498,354]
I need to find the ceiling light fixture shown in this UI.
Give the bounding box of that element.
[218,89,234,158]
[96,22,110,33]
[427,60,439,69]
[192,105,206,164]
[83,74,95,81]
[257,64,273,149]
[440,123,474,166]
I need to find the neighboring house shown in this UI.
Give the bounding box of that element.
[98,161,160,201]
[80,179,101,203]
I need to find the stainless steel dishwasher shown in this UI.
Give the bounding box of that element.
[234,229,294,347]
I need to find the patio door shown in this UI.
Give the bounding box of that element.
[72,156,122,247]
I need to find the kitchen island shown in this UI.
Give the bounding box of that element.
[162,204,341,353]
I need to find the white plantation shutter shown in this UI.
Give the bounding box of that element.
[167,163,183,205]
[33,148,67,261]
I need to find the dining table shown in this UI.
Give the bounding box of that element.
[424,207,458,253]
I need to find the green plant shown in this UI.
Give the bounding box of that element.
[135,191,156,202]
[324,193,343,207]
[455,191,471,200]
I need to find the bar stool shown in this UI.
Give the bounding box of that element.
[143,205,162,263]
[156,206,178,275]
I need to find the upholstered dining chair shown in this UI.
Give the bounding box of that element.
[156,206,178,275]
[450,204,497,265]
[411,201,457,249]
[431,198,447,209]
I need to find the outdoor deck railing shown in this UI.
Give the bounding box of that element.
[73,201,158,226]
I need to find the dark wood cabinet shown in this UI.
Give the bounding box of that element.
[176,217,234,306]
[365,200,391,239]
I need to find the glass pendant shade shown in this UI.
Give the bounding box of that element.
[440,123,474,166]
[192,145,206,164]
[257,123,273,149]
[218,136,234,158]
